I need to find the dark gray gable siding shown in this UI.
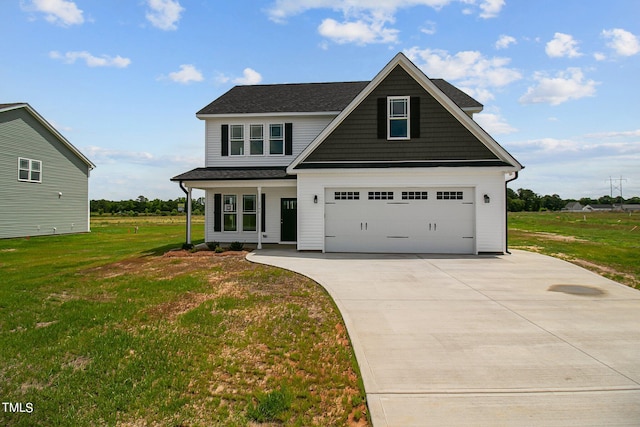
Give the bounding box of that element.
[301,65,498,164]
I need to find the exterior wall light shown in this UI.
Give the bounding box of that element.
[313,195,318,204]
[484,194,490,203]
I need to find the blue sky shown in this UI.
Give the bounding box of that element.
[2,0,639,201]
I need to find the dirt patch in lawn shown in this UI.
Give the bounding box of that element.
[531,232,588,242]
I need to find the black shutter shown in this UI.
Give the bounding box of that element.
[261,194,266,232]
[214,193,222,232]
[410,97,420,138]
[377,98,386,139]
[285,123,293,155]
[221,124,229,157]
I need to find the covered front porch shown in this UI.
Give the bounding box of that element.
[171,167,297,249]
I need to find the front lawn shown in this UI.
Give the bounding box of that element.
[0,217,368,426]
[508,211,639,288]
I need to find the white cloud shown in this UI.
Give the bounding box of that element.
[420,20,437,35]
[146,0,184,31]
[478,0,505,19]
[24,0,84,26]
[404,47,522,101]
[545,32,582,58]
[585,129,640,139]
[318,17,399,45]
[519,68,597,106]
[495,34,516,50]
[232,68,263,85]
[602,28,640,57]
[474,112,517,135]
[593,52,606,61]
[49,51,131,68]
[167,64,204,84]
[266,0,504,45]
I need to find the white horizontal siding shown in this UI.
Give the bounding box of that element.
[204,187,296,244]
[204,116,334,167]
[297,168,508,252]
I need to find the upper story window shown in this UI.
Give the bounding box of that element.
[221,123,291,157]
[18,157,42,183]
[250,124,264,155]
[388,96,410,140]
[269,124,284,155]
[230,125,244,156]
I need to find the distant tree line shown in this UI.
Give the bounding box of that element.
[91,195,205,216]
[507,188,640,212]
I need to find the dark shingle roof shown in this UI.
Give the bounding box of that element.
[0,103,26,110]
[431,79,483,110]
[171,167,293,181]
[197,79,482,115]
[197,82,369,115]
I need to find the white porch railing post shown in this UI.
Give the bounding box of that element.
[186,187,192,245]
[257,186,262,249]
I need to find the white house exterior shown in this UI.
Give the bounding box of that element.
[172,53,523,254]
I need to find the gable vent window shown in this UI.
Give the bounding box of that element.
[18,157,42,183]
[388,96,409,140]
[335,191,360,200]
[402,191,428,200]
[437,191,463,200]
[368,191,394,200]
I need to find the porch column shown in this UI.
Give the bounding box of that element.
[186,187,192,245]
[257,186,262,249]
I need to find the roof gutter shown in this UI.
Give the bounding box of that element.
[505,171,519,254]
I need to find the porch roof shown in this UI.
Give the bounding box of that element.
[171,166,294,181]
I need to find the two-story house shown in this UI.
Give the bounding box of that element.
[172,52,523,253]
[0,103,95,239]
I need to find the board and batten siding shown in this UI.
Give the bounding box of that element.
[204,115,335,167]
[0,108,90,239]
[296,168,507,253]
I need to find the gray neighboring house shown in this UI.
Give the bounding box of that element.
[0,103,95,239]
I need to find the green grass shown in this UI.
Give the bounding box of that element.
[0,217,368,426]
[508,211,639,288]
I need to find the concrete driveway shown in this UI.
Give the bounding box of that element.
[247,249,640,426]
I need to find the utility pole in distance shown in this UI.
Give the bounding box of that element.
[606,176,627,200]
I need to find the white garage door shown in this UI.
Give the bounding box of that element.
[325,188,475,253]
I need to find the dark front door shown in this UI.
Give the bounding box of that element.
[280,198,297,242]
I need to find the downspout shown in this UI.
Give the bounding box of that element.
[505,171,519,254]
[178,181,192,247]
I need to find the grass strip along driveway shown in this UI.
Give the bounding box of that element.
[509,211,639,289]
[0,217,368,426]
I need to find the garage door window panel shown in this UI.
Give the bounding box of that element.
[368,191,394,200]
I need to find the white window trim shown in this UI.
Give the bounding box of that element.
[249,124,265,156]
[269,123,285,156]
[242,194,258,232]
[18,157,42,183]
[229,124,245,157]
[223,194,238,232]
[387,96,410,141]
